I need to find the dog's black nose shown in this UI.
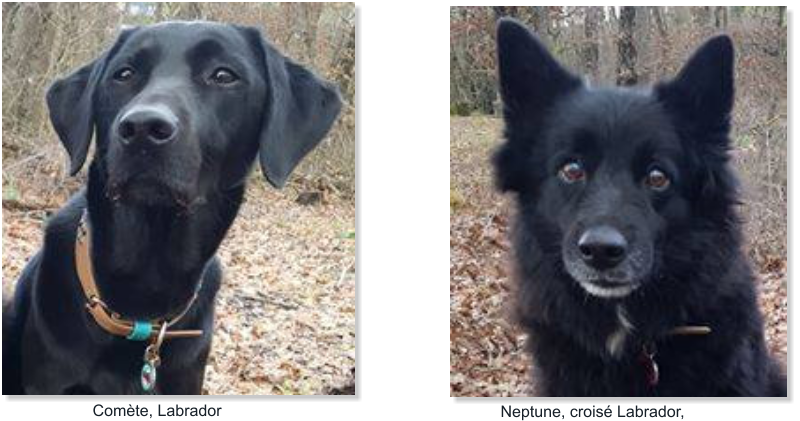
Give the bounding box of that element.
[117,106,178,146]
[578,226,628,270]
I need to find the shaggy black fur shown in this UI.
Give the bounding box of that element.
[493,18,786,397]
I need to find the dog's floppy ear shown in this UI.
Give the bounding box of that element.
[249,29,342,188]
[46,29,133,175]
[46,59,105,175]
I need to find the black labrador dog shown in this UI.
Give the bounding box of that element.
[2,21,341,394]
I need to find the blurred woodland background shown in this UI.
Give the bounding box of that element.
[2,3,356,395]
[450,6,787,396]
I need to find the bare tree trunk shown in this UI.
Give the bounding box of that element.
[616,6,638,86]
[583,7,601,81]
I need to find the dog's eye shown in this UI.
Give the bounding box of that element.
[112,67,135,82]
[210,68,239,85]
[558,161,585,183]
[645,168,671,191]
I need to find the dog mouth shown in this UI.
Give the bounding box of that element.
[566,262,644,299]
[106,177,201,210]
[577,279,640,298]
[564,254,646,299]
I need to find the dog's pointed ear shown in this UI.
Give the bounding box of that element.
[494,18,581,194]
[496,18,581,119]
[656,35,735,138]
[46,58,105,175]
[248,29,342,189]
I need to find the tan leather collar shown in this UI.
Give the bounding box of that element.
[75,210,203,340]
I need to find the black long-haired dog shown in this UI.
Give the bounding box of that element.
[493,18,785,396]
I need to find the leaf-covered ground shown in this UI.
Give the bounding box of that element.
[2,178,356,395]
[449,116,787,397]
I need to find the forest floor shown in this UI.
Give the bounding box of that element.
[449,116,788,397]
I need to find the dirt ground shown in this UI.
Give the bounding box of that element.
[2,178,356,395]
[449,116,788,397]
